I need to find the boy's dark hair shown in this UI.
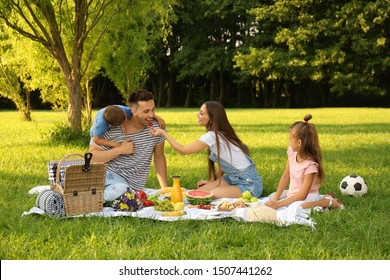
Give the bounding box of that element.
[103,105,126,126]
[127,89,154,106]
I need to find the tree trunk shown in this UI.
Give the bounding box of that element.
[55,50,82,131]
[66,76,83,132]
[151,75,159,106]
[218,71,225,104]
[158,68,165,107]
[84,79,92,126]
[237,85,242,107]
[271,81,283,108]
[19,88,31,121]
[263,81,270,108]
[184,78,193,107]
[165,70,174,107]
[210,72,217,100]
[24,89,31,121]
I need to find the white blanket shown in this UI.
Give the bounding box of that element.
[23,186,316,228]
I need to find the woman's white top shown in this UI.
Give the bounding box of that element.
[199,131,251,171]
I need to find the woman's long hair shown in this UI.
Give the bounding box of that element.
[204,101,250,181]
[290,114,325,183]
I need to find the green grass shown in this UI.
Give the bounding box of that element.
[0,108,389,260]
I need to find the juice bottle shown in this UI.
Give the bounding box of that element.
[170,176,183,203]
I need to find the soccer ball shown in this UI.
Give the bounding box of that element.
[339,174,368,196]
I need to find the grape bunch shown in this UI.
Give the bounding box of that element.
[148,194,159,204]
[154,199,174,212]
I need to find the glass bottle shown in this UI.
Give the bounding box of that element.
[170,176,183,203]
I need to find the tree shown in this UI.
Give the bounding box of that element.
[0,0,124,131]
[234,0,389,106]
[1,23,68,113]
[146,0,260,107]
[0,25,30,120]
[0,62,31,120]
[99,0,176,99]
[171,0,258,105]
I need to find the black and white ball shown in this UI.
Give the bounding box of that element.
[339,174,368,196]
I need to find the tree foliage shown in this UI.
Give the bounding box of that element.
[98,0,175,97]
[148,0,260,107]
[0,0,118,130]
[1,0,389,113]
[0,61,31,120]
[234,0,390,105]
[0,0,175,130]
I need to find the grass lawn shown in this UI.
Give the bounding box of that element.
[0,107,389,260]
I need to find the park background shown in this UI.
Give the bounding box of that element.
[0,0,389,260]
[0,0,389,123]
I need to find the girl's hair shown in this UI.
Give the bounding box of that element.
[290,114,325,182]
[203,101,250,181]
[104,106,126,126]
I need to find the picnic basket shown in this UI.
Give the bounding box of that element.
[51,153,107,216]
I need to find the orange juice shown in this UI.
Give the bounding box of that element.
[170,176,183,203]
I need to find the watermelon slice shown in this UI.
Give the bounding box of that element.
[186,190,214,205]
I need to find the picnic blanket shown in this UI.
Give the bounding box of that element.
[35,189,66,218]
[23,186,316,228]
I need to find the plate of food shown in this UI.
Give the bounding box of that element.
[217,200,247,211]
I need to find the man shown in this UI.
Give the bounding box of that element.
[89,89,168,201]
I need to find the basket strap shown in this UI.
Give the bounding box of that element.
[82,152,93,172]
[55,153,84,185]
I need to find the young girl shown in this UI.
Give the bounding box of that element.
[246,115,344,225]
[266,114,344,211]
[149,101,263,199]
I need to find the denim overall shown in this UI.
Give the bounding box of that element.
[209,152,263,197]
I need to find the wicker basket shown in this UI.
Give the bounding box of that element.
[51,153,106,217]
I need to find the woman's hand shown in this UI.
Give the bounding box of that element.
[149,127,164,136]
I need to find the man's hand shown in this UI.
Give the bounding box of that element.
[154,115,166,129]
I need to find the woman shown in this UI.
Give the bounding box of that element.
[149,101,263,199]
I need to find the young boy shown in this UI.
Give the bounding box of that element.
[90,105,165,147]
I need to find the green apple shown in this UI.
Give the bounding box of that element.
[250,197,258,203]
[242,190,252,200]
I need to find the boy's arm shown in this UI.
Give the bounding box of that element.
[89,138,134,163]
[153,114,166,129]
[93,135,121,148]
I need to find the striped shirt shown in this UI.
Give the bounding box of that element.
[95,120,165,190]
